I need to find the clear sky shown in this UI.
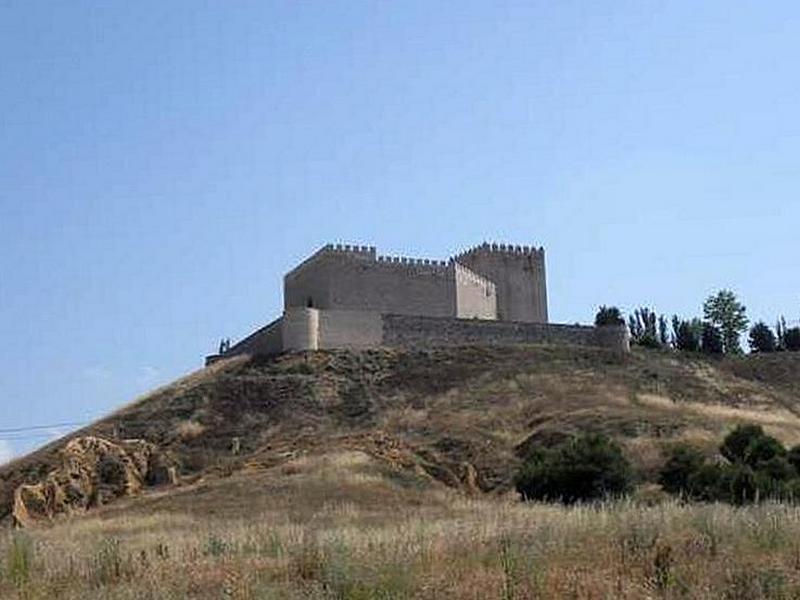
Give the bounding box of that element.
[1,1,799,461]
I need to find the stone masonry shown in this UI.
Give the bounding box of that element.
[205,242,629,364]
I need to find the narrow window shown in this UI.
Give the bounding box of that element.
[306,297,314,308]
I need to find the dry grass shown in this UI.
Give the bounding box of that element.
[4,450,800,599]
[5,347,800,597]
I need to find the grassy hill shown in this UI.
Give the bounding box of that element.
[3,345,800,597]
[4,344,800,523]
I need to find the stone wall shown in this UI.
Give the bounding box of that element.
[454,262,497,319]
[284,245,456,318]
[381,314,628,353]
[318,309,382,349]
[454,243,548,323]
[205,317,284,365]
[282,308,319,351]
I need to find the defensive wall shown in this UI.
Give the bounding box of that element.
[207,307,629,364]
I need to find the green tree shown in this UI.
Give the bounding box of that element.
[628,307,663,348]
[658,315,670,346]
[748,322,777,353]
[658,444,705,495]
[703,290,749,354]
[776,316,788,350]
[720,424,769,464]
[786,444,800,473]
[701,323,724,355]
[672,316,702,352]
[785,328,800,352]
[595,306,624,327]
[514,433,633,504]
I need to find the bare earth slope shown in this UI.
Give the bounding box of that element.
[3,344,800,525]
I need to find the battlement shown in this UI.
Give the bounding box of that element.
[283,240,547,322]
[452,242,544,262]
[376,255,449,268]
[285,243,376,280]
[453,261,496,291]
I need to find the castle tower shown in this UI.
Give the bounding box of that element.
[454,243,548,323]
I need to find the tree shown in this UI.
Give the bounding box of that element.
[672,316,702,352]
[703,290,749,354]
[720,424,768,464]
[776,316,788,350]
[658,315,670,346]
[628,307,663,348]
[595,306,624,327]
[658,444,705,495]
[514,433,633,504]
[658,423,798,504]
[785,328,800,352]
[748,322,777,353]
[787,444,800,473]
[701,323,724,355]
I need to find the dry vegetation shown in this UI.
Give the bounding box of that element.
[4,345,800,597]
[4,451,800,599]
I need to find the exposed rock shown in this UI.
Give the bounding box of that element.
[12,436,173,527]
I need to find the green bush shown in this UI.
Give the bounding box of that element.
[659,425,800,504]
[595,306,625,327]
[720,424,768,464]
[514,433,633,504]
[658,444,705,495]
[787,445,800,473]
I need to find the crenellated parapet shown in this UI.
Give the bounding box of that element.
[285,243,376,280]
[452,242,545,263]
[453,261,496,292]
[376,255,448,267]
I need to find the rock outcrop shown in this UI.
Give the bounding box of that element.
[12,436,172,527]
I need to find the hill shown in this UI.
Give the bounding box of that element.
[3,344,800,526]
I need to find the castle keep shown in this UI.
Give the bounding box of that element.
[207,242,628,363]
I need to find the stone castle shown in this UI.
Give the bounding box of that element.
[206,242,629,364]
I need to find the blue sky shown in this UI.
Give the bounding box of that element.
[1,1,799,460]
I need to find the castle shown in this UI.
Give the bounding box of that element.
[206,242,629,364]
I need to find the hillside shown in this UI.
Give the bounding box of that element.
[3,344,800,526]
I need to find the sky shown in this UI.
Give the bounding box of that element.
[1,1,799,461]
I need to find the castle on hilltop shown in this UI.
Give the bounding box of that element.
[206,242,628,364]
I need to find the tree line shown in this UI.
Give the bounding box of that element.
[515,424,800,505]
[595,290,800,354]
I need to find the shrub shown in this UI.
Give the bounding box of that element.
[658,444,705,495]
[749,322,777,353]
[514,433,633,504]
[743,434,786,468]
[787,445,800,473]
[720,424,769,464]
[785,328,800,352]
[595,306,625,327]
[720,424,787,470]
[686,463,725,502]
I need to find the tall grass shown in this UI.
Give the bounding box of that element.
[5,497,800,598]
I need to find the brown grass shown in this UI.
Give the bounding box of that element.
[4,450,800,599]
